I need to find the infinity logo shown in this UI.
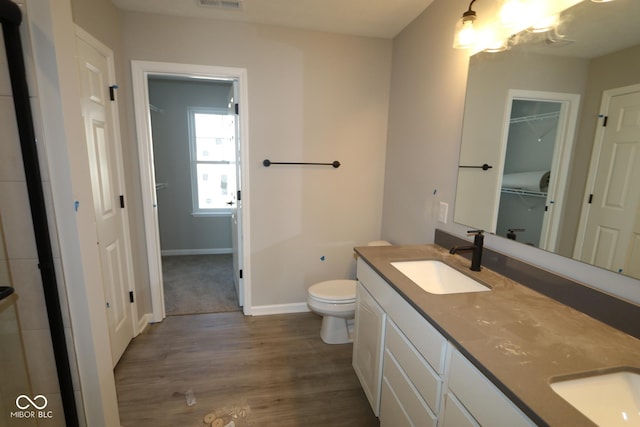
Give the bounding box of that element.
[15,395,48,410]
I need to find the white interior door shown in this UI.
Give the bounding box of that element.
[76,28,136,366]
[575,85,640,279]
[230,81,244,306]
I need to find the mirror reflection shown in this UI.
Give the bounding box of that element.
[454,0,640,280]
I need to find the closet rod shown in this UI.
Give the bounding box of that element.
[263,159,341,168]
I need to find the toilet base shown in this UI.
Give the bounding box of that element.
[320,316,354,344]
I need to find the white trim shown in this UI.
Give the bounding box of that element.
[251,303,311,316]
[131,60,252,321]
[161,248,232,256]
[191,211,233,217]
[137,313,152,333]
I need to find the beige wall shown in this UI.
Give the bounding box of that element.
[381,0,468,243]
[121,12,393,307]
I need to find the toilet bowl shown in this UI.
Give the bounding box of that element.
[307,240,391,344]
[307,279,357,344]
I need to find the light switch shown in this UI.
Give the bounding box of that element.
[438,202,448,223]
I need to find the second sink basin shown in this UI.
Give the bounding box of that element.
[551,370,640,426]
[390,260,490,295]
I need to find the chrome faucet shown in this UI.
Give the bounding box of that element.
[449,230,484,271]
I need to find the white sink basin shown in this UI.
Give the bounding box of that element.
[551,371,640,426]
[390,260,490,295]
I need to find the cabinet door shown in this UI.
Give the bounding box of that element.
[353,283,386,416]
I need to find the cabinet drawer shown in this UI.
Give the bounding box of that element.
[382,348,437,427]
[357,257,392,303]
[442,393,479,427]
[448,348,535,427]
[380,378,413,427]
[385,319,441,412]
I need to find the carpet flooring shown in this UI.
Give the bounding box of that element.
[162,254,240,315]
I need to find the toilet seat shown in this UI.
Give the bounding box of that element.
[308,280,356,304]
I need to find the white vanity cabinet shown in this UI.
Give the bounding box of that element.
[355,259,447,425]
[354,258,536,427]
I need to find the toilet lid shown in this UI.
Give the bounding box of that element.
[308,280,356,302]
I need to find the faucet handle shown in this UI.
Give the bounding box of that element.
[467,229,484,236]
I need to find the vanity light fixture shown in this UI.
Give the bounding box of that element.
[453,0,478,49]
[500,0,527,29]
[590,0,616,2]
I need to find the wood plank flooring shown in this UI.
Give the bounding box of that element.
[114,312,379,427]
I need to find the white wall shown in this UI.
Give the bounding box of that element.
[149,78,233,253]
[382,0,640,305]
[121,12,393,308]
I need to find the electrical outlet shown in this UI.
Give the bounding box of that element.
[438,202,448,223]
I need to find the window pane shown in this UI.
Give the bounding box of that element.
[196,163,237,210]
[194,113,236,162]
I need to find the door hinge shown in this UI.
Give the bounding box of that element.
[239,269,243,279]
[109,84,118,101]
[588,194,594,204]
[237,190,241,201]
[602,116,608,127]
[544,205,548,212]
[129,291,134,303]
[120,195,125,208]
[235,103,239,115]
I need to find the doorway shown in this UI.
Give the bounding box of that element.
[495,90,580,251]
[131,61,252,322]
[574,83,640,279]
[148,77,239,315]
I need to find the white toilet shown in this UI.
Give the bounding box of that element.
[307,240,391,344]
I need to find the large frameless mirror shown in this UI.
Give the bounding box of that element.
[454,0,640,280]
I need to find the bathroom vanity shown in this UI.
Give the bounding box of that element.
[352,244,640,426]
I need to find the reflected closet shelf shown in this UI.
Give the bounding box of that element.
[501,187,548,198]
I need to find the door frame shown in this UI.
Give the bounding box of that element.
[131,61,252,321]
[573,83,640,260]
[496,89,580,251]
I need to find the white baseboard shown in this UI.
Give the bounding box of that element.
[136,313,152,335]
[160,248,232,256]
[250,302,310,316]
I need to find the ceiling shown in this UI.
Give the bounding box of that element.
[110,0,436,39]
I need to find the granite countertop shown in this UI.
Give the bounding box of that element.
[354,244,640,427]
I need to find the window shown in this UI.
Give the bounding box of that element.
[189,108,237,214]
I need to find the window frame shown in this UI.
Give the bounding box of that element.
[187,106,236,216]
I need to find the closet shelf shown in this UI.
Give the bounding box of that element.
[501,187,548,198]
[510,111,559,124]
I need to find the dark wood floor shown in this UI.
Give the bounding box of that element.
[114,311,379,427]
